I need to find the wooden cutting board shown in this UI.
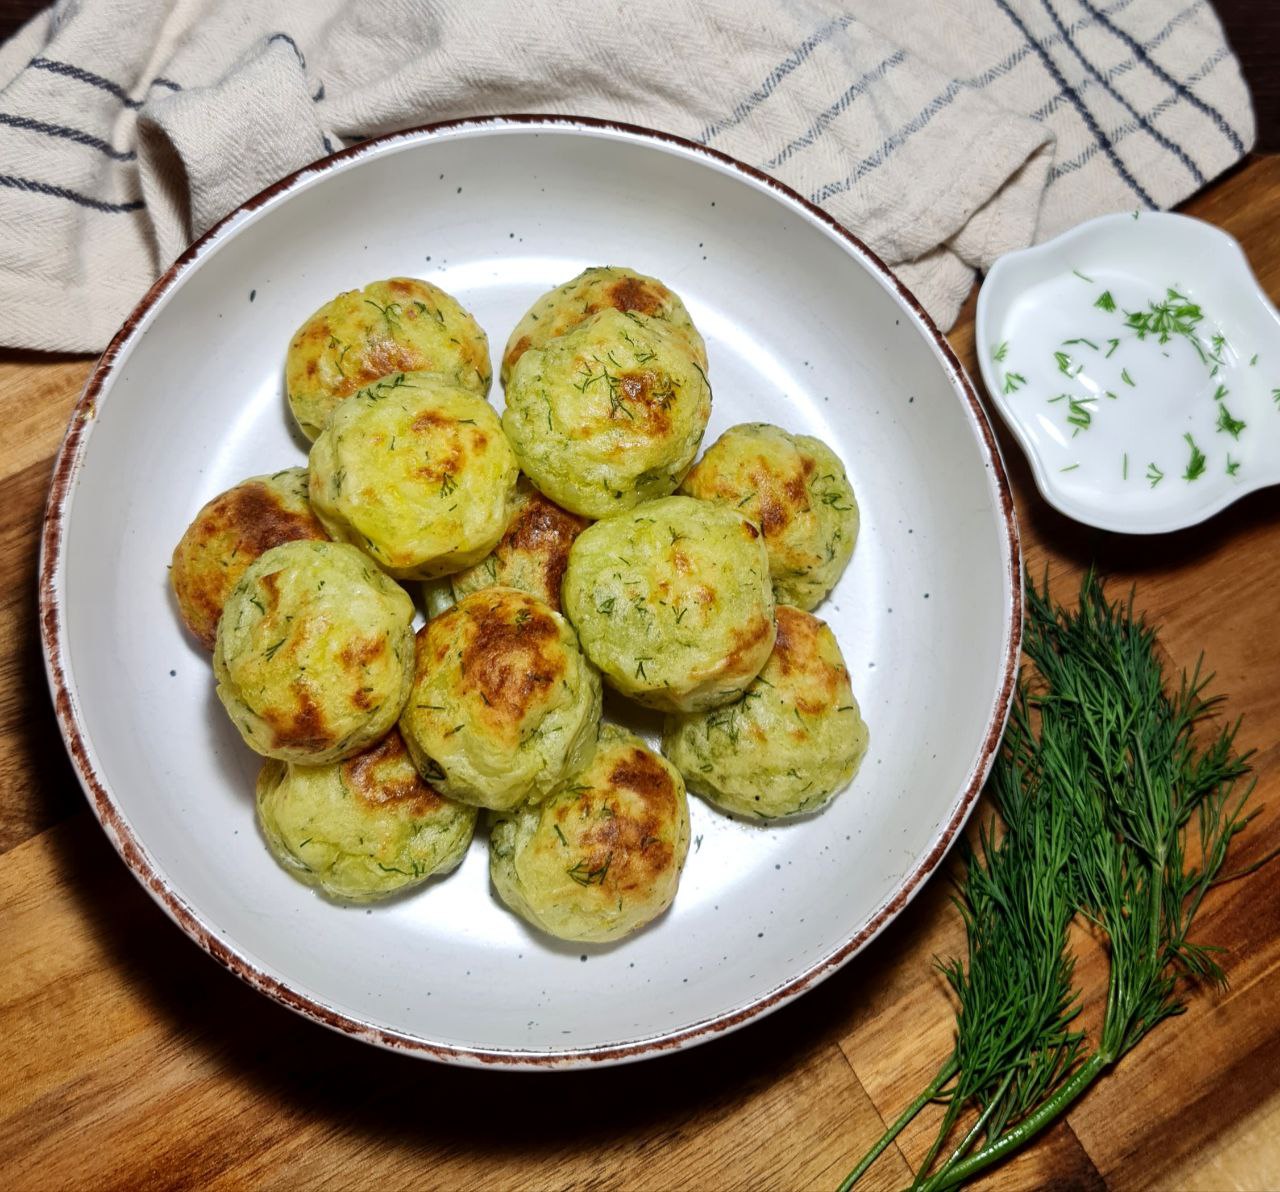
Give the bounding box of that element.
[1,155,1278,1192]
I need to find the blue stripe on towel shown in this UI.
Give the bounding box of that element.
[0,112,135,161]
[767,51,907,169]
[991,0,1155,207]
[267,32,306,69]
[29,57,143,108]
[1028,1,1206,123]
[0,173,143,212]
[808,80,966,204]
[1076,0,1245,154]
[1038,0,1204,185]
[1049,47,1229,183]
[698,14,856,144]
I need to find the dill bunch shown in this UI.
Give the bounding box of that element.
[841,571,1259,1192]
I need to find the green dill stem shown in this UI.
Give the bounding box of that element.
[937,1068,1015,1175]
[910,1095,965,1191]
[914,1051,1110,1192]
[837,1056,958,1192]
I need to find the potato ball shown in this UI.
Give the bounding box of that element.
[561,495,775,712]
[308,371,518,580]
[214,540,415,764]
[449,478,589,613]
[286,277,490,440]
[501,265,706,386]
[489,725,690,943]
[170,467,327,650]
[663,606,868,819]
[398,587,602,811]
[502,309,711,518]
[256,728,477,901]
[680,423,858,610]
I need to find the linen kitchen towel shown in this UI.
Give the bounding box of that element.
[0,0,1255,351]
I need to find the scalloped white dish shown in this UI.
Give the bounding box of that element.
[977,212,1280,534]
[40,116,1019,1068]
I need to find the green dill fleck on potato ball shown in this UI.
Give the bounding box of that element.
[681,422,858,610]
[399,587,602,811]
[502,309,711,518]
[308,371,518,580]
[170,467,327,650]
[256,728,477,902]
[663,605,869,819]
[286,277,490,440]
[501,265,706,386]
[449,478,590,613]
[214,540,416,764]
[489,725,690,943]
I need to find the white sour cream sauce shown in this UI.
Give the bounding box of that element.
[992,271,1269,506]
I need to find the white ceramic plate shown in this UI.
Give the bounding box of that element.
[40,117,1019,1068]
[977,212,1280,535]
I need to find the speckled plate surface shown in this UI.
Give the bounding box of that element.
[39,116,1020,1068]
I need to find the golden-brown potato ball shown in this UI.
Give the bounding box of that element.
[170,467,327,650]
[488,725,690,942]
[286,277,490,440]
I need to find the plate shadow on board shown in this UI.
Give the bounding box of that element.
[40,779,967,1164]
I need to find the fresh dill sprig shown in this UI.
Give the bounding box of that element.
[1002,372,1026,395]
[1095,291,1116,313]
[1049,393,1093,434]
[840,573,1259,1192]
[992,341,1009,363]
[1147,462,1164,488]
[1183,433,1207,480]
[1215,403,1246,440]
[1123,289,1206,362]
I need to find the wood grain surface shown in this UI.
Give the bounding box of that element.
[1,155,1279,1191]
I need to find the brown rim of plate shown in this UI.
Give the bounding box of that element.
[36,114,1023,1070]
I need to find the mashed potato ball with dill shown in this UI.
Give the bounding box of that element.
[663,606,868,820]
[449,478,589,613]
[680,423,858,610]
[501,266,707,386]
[170,467,327,650]
[308,371,518,580]
[286,277,491,440]
[489,724,690,943]
[398,587,602,811]
[561,495,775,713]
[214,540,416,764]
[502,309,711,519]
[256,729,477,902]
